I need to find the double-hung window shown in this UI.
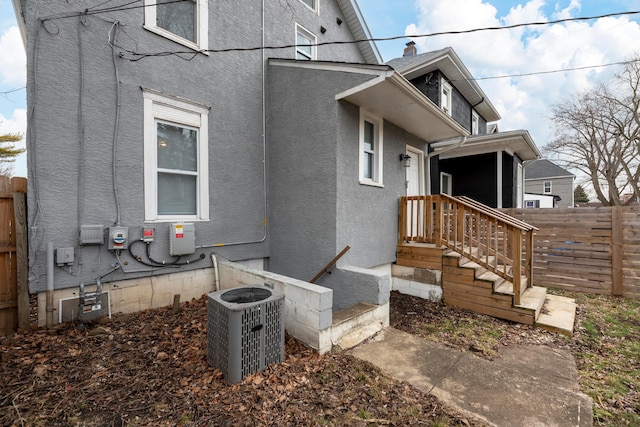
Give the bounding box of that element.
[441,79,452,115]
[144,0,208,51]
[471,111,479,134]
[300,0,318,12]
[543,180,552,194]
[296,24,316,60]
[359,109,383,186]
[143,89,210,221]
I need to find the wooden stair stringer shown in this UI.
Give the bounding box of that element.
[442,250,544,326]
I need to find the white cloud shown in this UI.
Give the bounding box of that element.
[405,0,640,147]
[0,26,26,87]
[0,107,26,134]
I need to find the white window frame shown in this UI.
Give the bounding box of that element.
[295,23,317,60]
[359,109,384,187]
[143,89,210,222]
[525,200,539,208]
[144,0,208,53]
[543,180,552,194]
[299,0,318,13]
[441,79,452,116]
[471,111,479,134]
[440,172,452,195]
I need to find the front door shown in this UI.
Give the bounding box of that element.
[406,147,424,196]
[405,147,424,239]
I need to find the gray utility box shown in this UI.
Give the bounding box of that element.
[207,286,285,384]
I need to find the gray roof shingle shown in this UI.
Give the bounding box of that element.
[524,159,574,179]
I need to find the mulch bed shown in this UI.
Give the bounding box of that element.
[1,294,482,427]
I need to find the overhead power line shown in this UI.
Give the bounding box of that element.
[38,3,640,79]
[107,9,640,60]
[456,59,640,82]
[0,87,26,95]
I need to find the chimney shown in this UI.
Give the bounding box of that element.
[403,41,417,57]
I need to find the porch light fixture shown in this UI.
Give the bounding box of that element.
[399,153,411,167]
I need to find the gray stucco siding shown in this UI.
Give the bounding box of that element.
[336,107,420,269]
[266,65,375,282]
[24,0,369,293]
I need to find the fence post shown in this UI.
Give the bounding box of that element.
[611,206,623,297]
[15,188,28,329]
[511,228,523,306]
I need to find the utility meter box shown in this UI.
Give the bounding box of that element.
[170,223,195,256]
[108,226,129,250]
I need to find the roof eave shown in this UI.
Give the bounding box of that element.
[335,0,383,65]
[336,70,468,142]
[434,129,541,161]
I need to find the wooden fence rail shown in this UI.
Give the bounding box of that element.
[502,206,640,299]
[0,176,28,336]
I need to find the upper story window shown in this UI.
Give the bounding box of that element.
[143,89,210,221]
[543,181,552,194]
[296,24,316,60]
[300,0,318,12]
[359,109,384,187]
[144,0,208,52]
[441,79,452,116]
[471,111,479,134]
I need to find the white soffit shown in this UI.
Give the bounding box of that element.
[435,130,541,161]
[336,71,468,142]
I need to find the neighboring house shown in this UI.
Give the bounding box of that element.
[387,44,540,208]
[14,0,540,333]
[524,159,575,208]
[522,193,557,208]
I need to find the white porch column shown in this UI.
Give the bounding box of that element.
[496,151,503,208]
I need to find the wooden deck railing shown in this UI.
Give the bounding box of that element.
[399,194,537,305]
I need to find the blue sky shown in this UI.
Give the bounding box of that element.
[2,0,640,180]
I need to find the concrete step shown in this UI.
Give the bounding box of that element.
[517,285,547,319]
[536,294,577,336]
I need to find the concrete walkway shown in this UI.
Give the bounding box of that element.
[350,328,592,427]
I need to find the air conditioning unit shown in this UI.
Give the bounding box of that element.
[207,286,285,384]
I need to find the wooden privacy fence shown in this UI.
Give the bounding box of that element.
[0,176,28,336]
[503,206,640,299]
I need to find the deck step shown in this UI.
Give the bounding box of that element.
[535,294,576,336]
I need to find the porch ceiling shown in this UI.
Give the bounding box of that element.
[434,130,541,161]
[335,71,468,142]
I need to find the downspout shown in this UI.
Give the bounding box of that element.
[46,242,54,328]
[426,136,467,194]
